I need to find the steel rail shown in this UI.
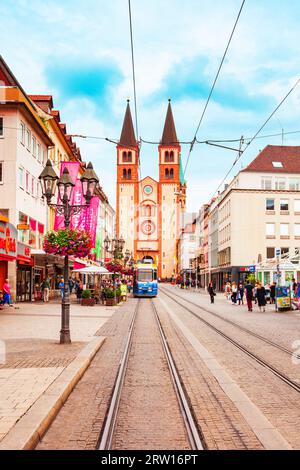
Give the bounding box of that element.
[160,288,300,394]
[150,299,204,450]
[98,299,140,450]
[160,287,295,357]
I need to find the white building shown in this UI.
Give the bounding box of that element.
[210,145,300,289]
[0,57,53,300]
[178,218,196,274]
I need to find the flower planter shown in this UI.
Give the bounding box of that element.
[106,298,116,306]
[81,298,96,306]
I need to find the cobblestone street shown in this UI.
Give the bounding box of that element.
[0,286,293,450]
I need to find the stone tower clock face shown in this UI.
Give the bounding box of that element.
[141,220,155,235]
[143,185,153,195]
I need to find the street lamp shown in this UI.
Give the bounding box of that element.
[39,159,99,344]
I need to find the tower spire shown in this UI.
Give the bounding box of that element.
[119,100,137,147]
[160,99,178,145]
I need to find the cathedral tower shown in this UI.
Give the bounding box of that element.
[158,99,186,278]
[116,100,139,256]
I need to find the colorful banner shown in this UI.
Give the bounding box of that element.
[53,162,99,247]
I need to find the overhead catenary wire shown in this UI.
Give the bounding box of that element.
[211,76,300,198]
[182,0,246,180]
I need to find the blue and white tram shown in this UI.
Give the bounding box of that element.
[133,263,158,297]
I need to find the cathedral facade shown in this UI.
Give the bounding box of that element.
[116,100,186,279]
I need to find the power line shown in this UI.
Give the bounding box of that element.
[183,0,246,179]
[128,0,139,141]
[211,77,300,198]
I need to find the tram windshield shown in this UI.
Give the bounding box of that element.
[137,269,153,282]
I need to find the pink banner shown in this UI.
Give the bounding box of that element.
[53,162,99,247]
[54,162,81,230]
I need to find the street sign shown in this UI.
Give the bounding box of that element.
[276,249,281,256]
[249,265,256,273]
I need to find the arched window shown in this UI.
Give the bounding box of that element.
[123,169,127,179]
[165,168,169,179]
[170,151,174,162]
[170,168,174,179]
[165,151,169,162]
[122,151,127,162]
[128,169,132,179]
[145,205,151,217]
[127,151,132,162]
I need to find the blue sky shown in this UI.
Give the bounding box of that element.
[1,0,300,211]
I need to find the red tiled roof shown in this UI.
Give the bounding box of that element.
[243,145,300,173]
[51,109,61,121]
[28,95,53,109]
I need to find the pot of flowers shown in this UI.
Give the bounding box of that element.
[116,287,122,304]
[81,289,95,306]
[105,288,116,306]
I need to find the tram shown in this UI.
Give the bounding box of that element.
[133,262,158,297]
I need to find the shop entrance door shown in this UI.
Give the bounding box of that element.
[0,261,7,291]
[16,266,32,302]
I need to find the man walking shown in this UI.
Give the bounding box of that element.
[42,277,50,302]
[244,280,254,312]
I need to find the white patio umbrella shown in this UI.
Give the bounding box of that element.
[72,265,111,274]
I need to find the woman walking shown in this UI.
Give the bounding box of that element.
[231,282,238,304]
[208,282,216,304]
[256,283,266,312]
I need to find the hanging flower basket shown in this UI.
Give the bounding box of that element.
[43,229,93,258]
[105,260,124,273]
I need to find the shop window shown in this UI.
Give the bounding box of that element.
[26,128,31,151]
[266,247,275,259]
[275,177,286,190]
[20,122,25,145]
[281,247,289,256]
[280,199,289,211]
[266,198,275,211]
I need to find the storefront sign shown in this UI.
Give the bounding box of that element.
[17,241,31,261]
[0,222,17,258]
[17,224,30,230]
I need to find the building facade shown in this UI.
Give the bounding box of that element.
[116,100,186,278]
[200,145,300,290]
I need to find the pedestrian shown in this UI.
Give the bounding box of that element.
[256,282,266,312]
[253,283,258,304]
[120,279,128,301]
[208,281,216,303]
[59,278,65,299]
[270,282,276,304]
[42,277,50,302]
[244,280,254,312]
[68,277,75,294]
[231,282,238,304]
[237,284,244,305]
[2,279,12,307]
[292,278,298,298]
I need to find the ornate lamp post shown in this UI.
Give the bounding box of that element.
[39,160,99,344]
[104,235,125,303]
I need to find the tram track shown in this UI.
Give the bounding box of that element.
[98,298,204,451]
[160,286,296,357]
[159,287,300,395]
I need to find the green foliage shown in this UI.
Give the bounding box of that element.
[247,273,256,285]
[116,287,122,297]
[104,288,115,299]
[81,289,91,299]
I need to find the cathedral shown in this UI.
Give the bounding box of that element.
[116,100,186,279]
